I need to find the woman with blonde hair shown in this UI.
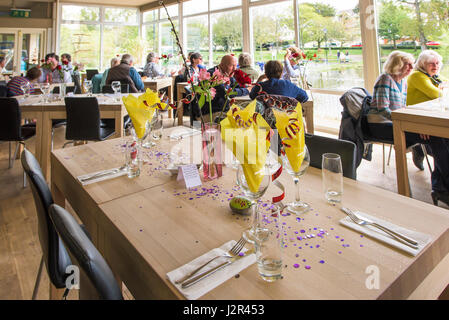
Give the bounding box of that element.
[368,50,449,207]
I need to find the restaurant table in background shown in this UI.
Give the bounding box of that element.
[392,106,449,197]
[17,94,127,181]
[143,77,173,118]
[176,83,314,133]
[51,126,449,300]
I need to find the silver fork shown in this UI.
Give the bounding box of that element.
[341,207,419,249]
[175,237,247,284]
[80,165,127,182]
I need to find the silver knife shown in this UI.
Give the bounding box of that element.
[80,165,127,182]
[181,249,255,289]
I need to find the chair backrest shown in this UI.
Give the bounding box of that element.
[86,69,99,81]
[0,85,9,97]
[305,133,357,180]
[65,97,102,141]
[0,97,22,141]
[101,84,129,94]
[49,204,123,300]
[21,149,72,288]
[52,86,76,94]
[255,94,300,128]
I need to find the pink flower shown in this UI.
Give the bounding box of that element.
[212,68,228,83]
[210,87,216,99]
[198,68,210,81]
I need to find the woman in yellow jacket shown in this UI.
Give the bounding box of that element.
[407,50,449,207]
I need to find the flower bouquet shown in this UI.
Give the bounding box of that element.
[288,48,317,90]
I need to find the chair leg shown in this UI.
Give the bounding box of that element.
[10,142,20,169]
[421,144,433,173]
[32,255,44,300]
[8,142,12,168]
[382,144,386,174]
[23,171,27,188]
[387,144,393,166]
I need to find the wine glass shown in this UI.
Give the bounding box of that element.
[236,164,271,244]
[111,81,121,102]
[21,83,30,99]
[83,80,93,96]
[141,110,162,148]
[40,82,50,103]
[281,145,311,215]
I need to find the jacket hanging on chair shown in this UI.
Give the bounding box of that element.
[338,87,372,168]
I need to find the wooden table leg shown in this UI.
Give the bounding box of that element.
[41,113,53,182]
[306,103,314,134]
[393,120,410,197]
[33,113,43,171]
[177,101,184,126]
[167,84,173,119]
[114,109,124,138]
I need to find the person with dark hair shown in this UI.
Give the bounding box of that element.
[184,52,206,83]
[39,52,71,83]
[61,53,73,75]
[249,60,308,103]
[6,67,42,96]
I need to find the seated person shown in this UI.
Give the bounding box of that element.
[238,52,260,83]
[199,55,251,118]
[367,50,449,207]
[39,53,72,84]
[143,52,164,78]
[407,49,448,106]
[0,56,9,82]
[184,52,206,83]
[6,67,41,96]
[249,60,308,103]
[61,53,73,75]
[101,57,120,90]
[282,46,301,81]
[106,54,144,93]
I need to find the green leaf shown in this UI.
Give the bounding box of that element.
[198,93,206,108]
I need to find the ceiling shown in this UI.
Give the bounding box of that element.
[0,0,162,8]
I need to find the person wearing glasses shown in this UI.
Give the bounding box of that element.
[184,52,206,83]
[368,50,449,207]
[143,52,164,78]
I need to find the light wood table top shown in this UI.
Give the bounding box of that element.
[17,94,127,181]
[51,126,449,300]
[392,107,449,196]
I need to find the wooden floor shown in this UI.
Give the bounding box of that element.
[0,116,447,300]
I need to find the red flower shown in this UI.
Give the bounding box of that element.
[57,65,62,70]
[40,59,45,63]
[302,52,306,59]
[163,55,168,59]
[62,60,69,65]
[313,53,317,58]
[292,53,300,58]
[234,69,252,87]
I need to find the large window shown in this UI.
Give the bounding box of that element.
[211,10,243,65]
[59,5,139,70]
[376,0,449,78]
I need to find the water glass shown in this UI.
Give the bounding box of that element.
[125,141,141,178]
[21,83,31,98]
[40,83,50,103]
[111,81,121,102]
[83,80,93,96]
[322,153,343,204]
[255,209,283,282]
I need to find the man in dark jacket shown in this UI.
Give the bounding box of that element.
[106,54,144,93]
[203,55,252,117]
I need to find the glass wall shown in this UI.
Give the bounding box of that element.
[59,5,139,71]
[376,0,449,78]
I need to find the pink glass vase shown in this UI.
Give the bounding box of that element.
[202,122,222,180]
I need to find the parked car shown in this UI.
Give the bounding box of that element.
[426,41,440,46]
[351,43,362,48]
[398,40,418,47]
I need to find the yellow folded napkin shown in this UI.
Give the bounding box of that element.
[221,100,271,193]
[122,89,171,139]
[273,103,305,173]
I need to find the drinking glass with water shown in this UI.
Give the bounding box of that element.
[111,81,121,102]
[322,153,343,204]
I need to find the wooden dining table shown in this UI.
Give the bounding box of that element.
[17,94,126,181]
[143,77,174,118]
[50,126,449,300]
[392,105,449,197]
[175,82,314,133]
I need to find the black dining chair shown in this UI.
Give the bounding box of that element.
[21,149,73,299]
[305,133,357,180]
[52,85,76,95]
[0,97,36,186]
[63,97,115,147]
[0,84,9,97]
[86,69,99,81]
[101,83,129,94]
[49,204,123,300]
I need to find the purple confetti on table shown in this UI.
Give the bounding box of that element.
[293,264,300,269]
[305,265,311,270]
